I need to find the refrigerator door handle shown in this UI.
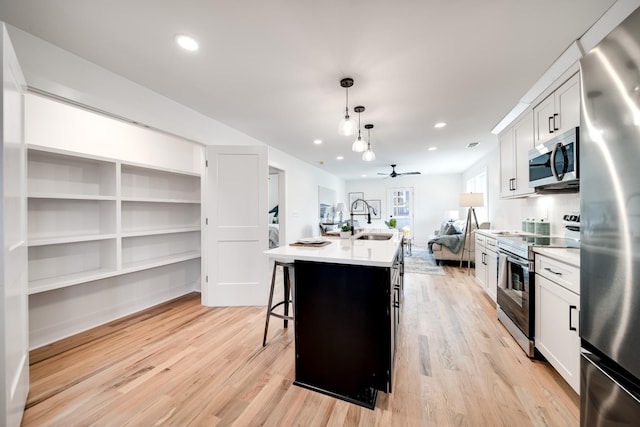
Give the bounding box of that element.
[569,305,577,331]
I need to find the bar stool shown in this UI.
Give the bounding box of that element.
[263,260,294,346]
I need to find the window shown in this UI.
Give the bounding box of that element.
[387,187,414,235]
[466,170,487,222]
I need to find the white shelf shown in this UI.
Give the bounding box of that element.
[121,227,201,238]
[28,198,116,241]
[122,231,200,264]
[121,197,200,204]
[121,201,200,233]
[28,267,118,295]
[121,164,200,201]
[121,252,201,273]
[28,239,117,286]
[28,254,201,295]
[28,193,117,201]
[28,233,118,247]
[28,147,116,198]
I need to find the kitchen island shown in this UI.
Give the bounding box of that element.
[264,232,404,409]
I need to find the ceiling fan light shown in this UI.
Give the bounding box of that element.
[352,136,367,152]
[338,115,356,136]
[362,148,375,161]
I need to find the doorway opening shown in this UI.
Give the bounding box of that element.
[268,166,285,247]
[387,187,414,237]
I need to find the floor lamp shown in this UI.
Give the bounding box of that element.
[459,193,484,271]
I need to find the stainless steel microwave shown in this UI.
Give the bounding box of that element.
[528,127,579,192]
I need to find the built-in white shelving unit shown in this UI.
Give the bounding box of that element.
[26,146,202,296]
[24,93,205,350]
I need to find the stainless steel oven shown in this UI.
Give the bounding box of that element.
[496,233,580,357]
[497,238,535,357]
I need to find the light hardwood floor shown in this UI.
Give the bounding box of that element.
[24,266,579,426]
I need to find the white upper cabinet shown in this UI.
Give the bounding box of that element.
[533,72,580,144]
[499,110,535,198]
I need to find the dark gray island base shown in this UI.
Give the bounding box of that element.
[292,245,403,409]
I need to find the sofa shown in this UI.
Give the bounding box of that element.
[428,220,490,265]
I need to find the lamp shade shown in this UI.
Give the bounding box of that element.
[335,202,346,212]
[445,210,460,221]
[459,192,484,207]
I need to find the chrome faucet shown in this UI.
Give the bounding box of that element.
[349,198,377,235]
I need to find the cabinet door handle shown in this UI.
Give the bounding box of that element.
[569,305,577,331]
[509,177,516,191]
[553,113,559,131]
[544,267,563,276]
[548,116,554,133]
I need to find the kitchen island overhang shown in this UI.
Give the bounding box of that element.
[264,233,404,409]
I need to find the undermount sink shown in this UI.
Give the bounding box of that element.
[356,234,392,241]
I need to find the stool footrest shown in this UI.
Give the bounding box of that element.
[268,300,294,321]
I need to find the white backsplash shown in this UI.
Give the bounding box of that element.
[492,192,579,236]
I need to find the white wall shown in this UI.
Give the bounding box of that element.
[463,147,579,236]
[346,174,462,246]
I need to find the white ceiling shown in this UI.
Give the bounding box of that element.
[0,1,617,180]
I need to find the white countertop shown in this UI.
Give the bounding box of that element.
[263,232,403,267]
[476,229,526,238]
[533,247,580,267]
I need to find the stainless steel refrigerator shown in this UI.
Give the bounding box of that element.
[580,6,640,426]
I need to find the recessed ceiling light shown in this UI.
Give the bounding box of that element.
[336,156,344,160]
[361,174,367,177]
[175,34,199,51]
[434,122,447,128]
[313,139,322,145]
[427,146,438,151]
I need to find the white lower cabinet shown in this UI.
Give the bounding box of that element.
[475,233,498,302]
[535,254,580,394]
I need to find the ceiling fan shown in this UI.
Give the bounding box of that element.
[378,164,421,178]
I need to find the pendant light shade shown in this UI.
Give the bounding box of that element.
[351,105,367,152]
[338,78,356,136]
[352,137,367,153]
[362,124,376,161]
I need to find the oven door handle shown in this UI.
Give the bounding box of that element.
[506,255,529,268]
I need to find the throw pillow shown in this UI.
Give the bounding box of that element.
[443,223,458,235]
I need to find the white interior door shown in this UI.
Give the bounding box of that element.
[1,24,29,427]
[203,145,268,306]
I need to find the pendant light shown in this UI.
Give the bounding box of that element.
[338,78,356,136]
[351,106,367,152]
[362,124,376,161]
